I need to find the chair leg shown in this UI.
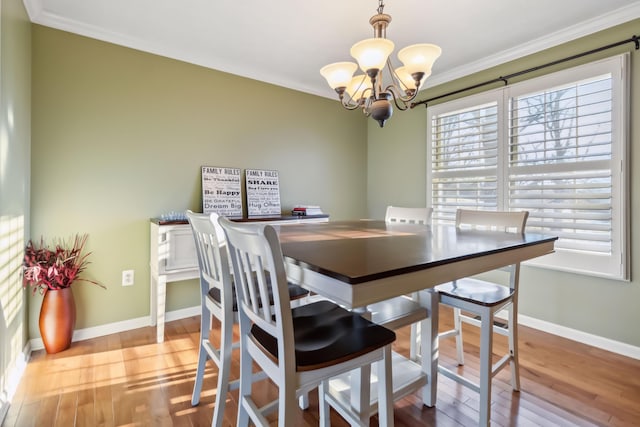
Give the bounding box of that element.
[279,373,299,427]
[298,393,309,410]
[318,380,331,427]
[349,363,372,426]
[377,345,394,427]
[191,307,210,406]
[237,343,252,427]
[409,291,420,361]
[507,305,521,391]
[410,321,419,361]
[453,307,465,365]
[211,311,234,427]
[478,309,493,427]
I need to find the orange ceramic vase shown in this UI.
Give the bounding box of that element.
[39,287,77,354]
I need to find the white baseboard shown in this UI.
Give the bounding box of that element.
[25,304,640,360]
[29,305,200,351]
[518,313,640,360]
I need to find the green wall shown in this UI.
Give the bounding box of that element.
[29,25,367,337]
[28,18,640,349]
[367,19,640,347]
[0,0,30,413]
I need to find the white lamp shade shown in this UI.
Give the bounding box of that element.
[350,38,395,72]
[320,62,358,89]
[395,66,431,90]
[346,75,372,101]
[397,43,441,76]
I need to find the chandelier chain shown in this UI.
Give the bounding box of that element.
[377,0,385,15]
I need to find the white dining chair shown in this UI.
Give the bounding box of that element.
[372,206,433,360]
[434,208,529,427]
[384,205,432,225]
[321,205,432,421]
[186,211,308,427]
[219,216,396,427]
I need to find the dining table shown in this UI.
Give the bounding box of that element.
[274,219,558,411]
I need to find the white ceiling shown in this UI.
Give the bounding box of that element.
[23,0,640,100]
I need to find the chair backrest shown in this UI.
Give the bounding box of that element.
[455,209,529,290]
[455,209,528,234]
[385,206,432,225]
[186,210,233,316]
[218,217,295,371]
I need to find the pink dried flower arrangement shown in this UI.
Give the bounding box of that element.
[23,234,106,294]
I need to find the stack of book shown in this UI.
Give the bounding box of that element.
[292,205,324,216]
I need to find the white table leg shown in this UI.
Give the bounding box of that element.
[421,289,439,407]
[479,308,493,427]
[150,274,157,326]
[155,275,167,343]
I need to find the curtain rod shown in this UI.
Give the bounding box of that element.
[411,34,639,109]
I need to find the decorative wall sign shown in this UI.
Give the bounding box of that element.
[201,166,243,218]
[246,169,281,217]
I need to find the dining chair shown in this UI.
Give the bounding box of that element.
[319,206,432,421]
[384,205,432,225]
[218,216,396,427]
[372,206,433,360]
[434,208,529,426]
[186,211,309,427]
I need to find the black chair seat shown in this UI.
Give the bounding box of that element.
[250,300,396,372]
[435,277,513,306]
[209,279,308,311]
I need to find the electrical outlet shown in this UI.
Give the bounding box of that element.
[122,270,134,286]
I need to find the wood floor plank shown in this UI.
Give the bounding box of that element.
[54,390,78,426]
[4,310,640,427]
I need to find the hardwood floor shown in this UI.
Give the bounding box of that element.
[4,307,640,427]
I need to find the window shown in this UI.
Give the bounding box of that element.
[427,54,629,280]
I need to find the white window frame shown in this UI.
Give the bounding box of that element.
[427,54,630,280]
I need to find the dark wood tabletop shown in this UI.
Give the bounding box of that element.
[277,220,558,285]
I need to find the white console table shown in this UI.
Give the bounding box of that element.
[149,215,329,342]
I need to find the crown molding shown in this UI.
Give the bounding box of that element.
[22,0,328,98]
[22,0,640,99]
[425,1,640,89]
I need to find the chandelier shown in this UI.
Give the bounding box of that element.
[320,1,441,127]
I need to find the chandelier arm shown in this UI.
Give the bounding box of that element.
[340,96,362,111]
[362,96,374,117]
[333,87,362,111]
[385,87,411,111]
[385,58,407,92]
[384,84,415,102]
[342,103,362,111]
[384,57,421,102]
[362,87,375,101]
[385,80,420,105]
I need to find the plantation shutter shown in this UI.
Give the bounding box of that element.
[508,74,614,255]
[427,55,628,279]
[429,100,499,224]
